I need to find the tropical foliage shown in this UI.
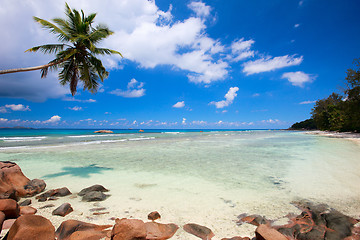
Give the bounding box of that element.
[1,3,121,96]
[291,59,360,132]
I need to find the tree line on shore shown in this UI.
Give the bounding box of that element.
[291,59,360,132]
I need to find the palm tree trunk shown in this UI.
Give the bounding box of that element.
[0,61,62,75]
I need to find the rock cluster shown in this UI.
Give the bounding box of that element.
[237,201,360,240]
[1,161,360,240]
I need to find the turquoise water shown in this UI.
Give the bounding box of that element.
[0,129,359,238]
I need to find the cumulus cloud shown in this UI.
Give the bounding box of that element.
[0,104,31,113]
[294,23,300,28]
[229,38,255,62]
[0,118,8,123]
[299,100,316,105]
[110,78,145,98]
[187,1,211,18]
[5,104,31,111]
[182,118,186,125]
[0,0,309,101]
[210,87,239,109]
[243,55,303,75]
[282,71,315,87]
[173,101,185,108]
[43,115,61,124]
[69,106,83,111]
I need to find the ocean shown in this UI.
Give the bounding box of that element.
[0,129,359,238]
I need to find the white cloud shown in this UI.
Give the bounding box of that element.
[243,55,303,75]
[229,38,255,62]
[69,106,83,111]
[261,119,281,124]
[132,120,137,125]
[192,120,207,125]
[252,93,260,97]
[0,104,31,113]
[282,71,315,87]
[299,100,316,105]
[43,115,61,124]
[4,104,31,111]
[0,107,8,113]
[182,118,186,125]
[187,1,211,18]
[210,87,239,109]
[173,101,185,108]
[0,0,310,100]
[110,78,145,98]
[63,97,96,103]
[222,110,227,113]
[0,118,8,123]
[299,0,304,6]
[294,23,300,28]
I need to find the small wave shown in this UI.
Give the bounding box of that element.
[0,136,47,142]
[67,134,126,138]
[128,137,155,141]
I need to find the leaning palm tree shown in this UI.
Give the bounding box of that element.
[0,3,122,96]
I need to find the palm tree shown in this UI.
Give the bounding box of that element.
[0,3,122,96]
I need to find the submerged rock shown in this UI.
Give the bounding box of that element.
[52,203,73,217]
[94,130,113,133]
[5,215,55,240]
[81,191,107,202]
[78,185,109,196]
[183,223,214,240]
[55,219,112,240]
[111,218,147,240]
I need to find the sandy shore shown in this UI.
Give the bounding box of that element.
[303,130,360,146]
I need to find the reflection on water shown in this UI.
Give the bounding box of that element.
[42,164,113,179]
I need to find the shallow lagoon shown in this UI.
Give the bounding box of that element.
[0,130,359,238]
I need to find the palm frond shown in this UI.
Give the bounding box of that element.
[93,48,123,57]
[25,44,66,54]
[85,13,97,25]
[89,26,113,44]
[40,58,61,78]
[89,55,108,81]
[33,17,70,42]
[52,18,73,36]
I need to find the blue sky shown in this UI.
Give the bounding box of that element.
[0,0,359,129]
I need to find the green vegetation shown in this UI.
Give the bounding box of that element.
[0,3,122,96]
[291,59,360,132]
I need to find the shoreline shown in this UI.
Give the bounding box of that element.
[302,130,360,146]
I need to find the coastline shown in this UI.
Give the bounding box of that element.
[303,130,360,146]
[1,130,360,239]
